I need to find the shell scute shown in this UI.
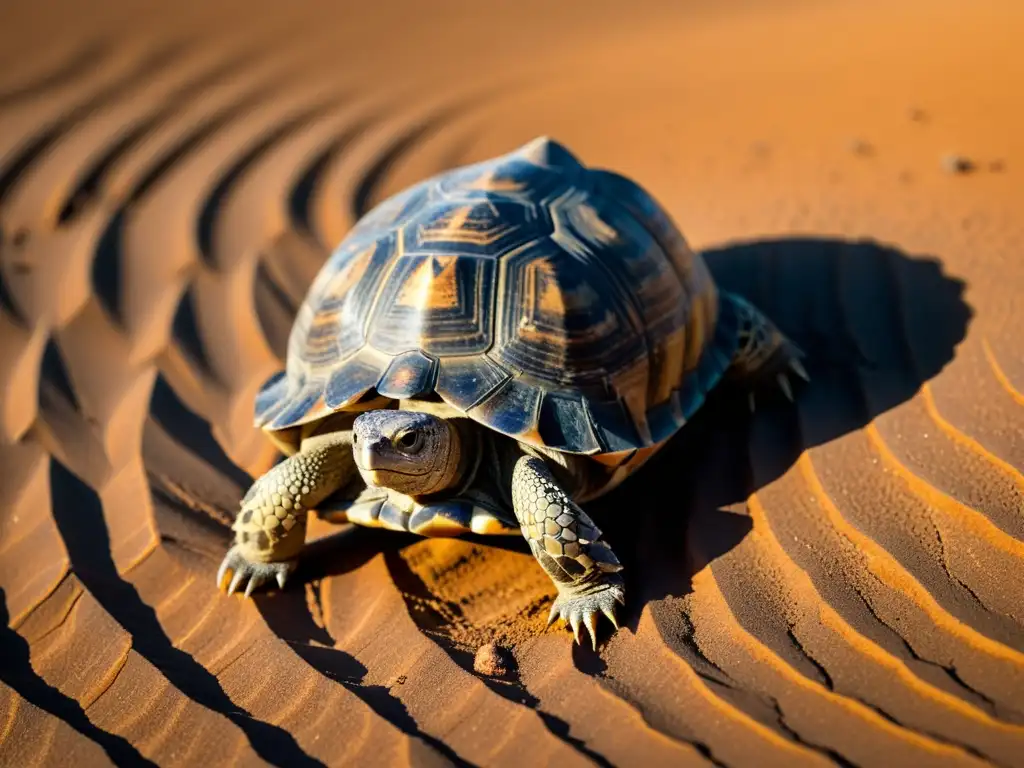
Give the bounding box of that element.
[367,253,495,356]
[377,500,411,531]
[563,194,689,342]
[399,198,550,260]
[646,396,684,445]
[346,180,434,240]
[324,349,389,410]
[266,386,324,432]
[468,377,543,441]
[438,155,573,206]
[297,231,398,371]
[376,350,437,400]
[434,354,510,411]
[583,398,642,453]
[517,135,587,174]
[537,393,601,454]
[590,168,697,287]
[408,501,473,536]
[255,371,288,425]
[493,238,646,387]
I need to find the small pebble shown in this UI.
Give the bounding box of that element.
[848,139,873,156]
[750,141,771,159]
[474,643,512,678]
[941,154,975,174]
[907,106,928,122]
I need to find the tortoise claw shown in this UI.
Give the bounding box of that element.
[777,373,794,402]
[244,571,268,599]
[227,568,245,596]
[583,612,599,650]
[216,545,296,599]
[548,579,625,649]
[789,356,810,382]
[748,354,807,413]
[601,605,620,630]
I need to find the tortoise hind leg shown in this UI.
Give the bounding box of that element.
[718,291,809,411]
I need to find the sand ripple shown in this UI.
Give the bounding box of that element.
[1,3,1022,766]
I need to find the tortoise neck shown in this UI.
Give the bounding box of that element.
[432,417,481,497]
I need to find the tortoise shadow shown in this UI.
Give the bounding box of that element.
[584,236,972,632]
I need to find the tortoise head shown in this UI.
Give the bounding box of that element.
[351,410,462,496]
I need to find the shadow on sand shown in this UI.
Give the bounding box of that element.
[582,236,972,612]
[596,236,971,613]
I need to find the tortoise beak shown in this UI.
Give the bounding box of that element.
[356,443,382,472]
[355,451,385,487]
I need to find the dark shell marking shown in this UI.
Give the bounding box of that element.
[256,136,726,456]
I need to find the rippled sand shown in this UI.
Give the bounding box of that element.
[1,1,1022,766]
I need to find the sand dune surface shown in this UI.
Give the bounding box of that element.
[1,1,1023,765]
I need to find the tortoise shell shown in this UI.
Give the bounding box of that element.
[255,137,740,458]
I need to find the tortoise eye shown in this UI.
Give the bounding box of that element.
[395,431,422,453]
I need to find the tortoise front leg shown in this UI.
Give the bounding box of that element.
[216,431,357,597]
[511,455,625,649]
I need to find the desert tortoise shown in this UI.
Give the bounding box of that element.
[216,136,806,647]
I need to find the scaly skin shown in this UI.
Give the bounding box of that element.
[511,455,624,649]
[216,431,357,597]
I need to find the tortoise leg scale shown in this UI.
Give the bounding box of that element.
[511,455,625,649]
[216,431,357,597]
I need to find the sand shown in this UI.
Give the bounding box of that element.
[0,0,1022,765]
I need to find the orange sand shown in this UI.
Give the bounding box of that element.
[0,0,1022,765]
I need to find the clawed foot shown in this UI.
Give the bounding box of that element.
[216,545,296,598]
[748,349,809,413]
[548,578,625,650]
